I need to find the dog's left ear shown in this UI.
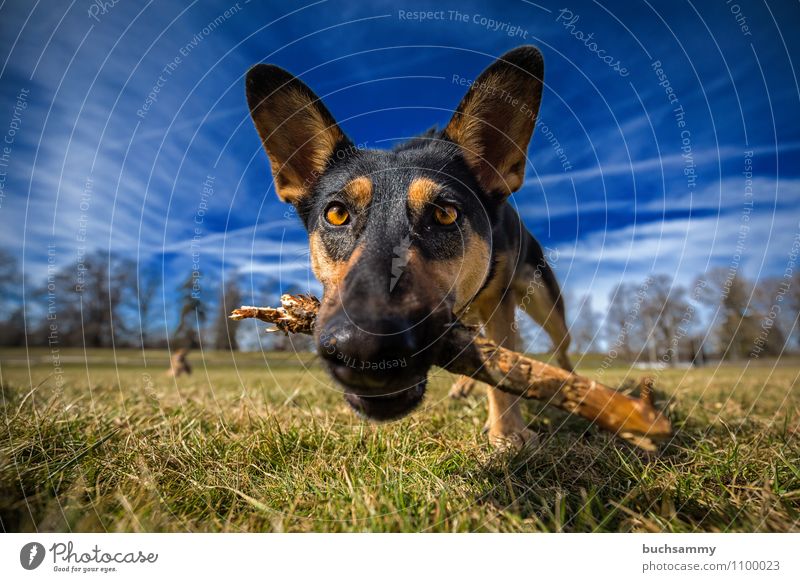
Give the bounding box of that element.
[444,46,544,198]
[246,64,351,205]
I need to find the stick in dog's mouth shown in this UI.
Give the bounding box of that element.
[231,294,673,451]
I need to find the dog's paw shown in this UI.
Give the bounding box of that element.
[448,376,477,399]
[488,427,539,452]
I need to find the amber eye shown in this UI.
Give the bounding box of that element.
[433,204,459,226]
[325,203,350,226]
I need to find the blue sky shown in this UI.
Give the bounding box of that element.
[1,0,798,322]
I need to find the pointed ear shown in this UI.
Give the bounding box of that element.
[246,65,351,204]
[444,46,544,197]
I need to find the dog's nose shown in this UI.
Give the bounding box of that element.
[317,310,429,394]
[318,311,419,366]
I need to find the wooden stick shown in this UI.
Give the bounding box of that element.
[231,294,672,450]
[230,294,320,335]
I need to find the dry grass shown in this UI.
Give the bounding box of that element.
[1,349,798,532]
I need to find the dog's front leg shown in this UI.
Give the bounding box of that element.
[483,299,537,450]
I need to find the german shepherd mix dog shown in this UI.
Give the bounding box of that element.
[246,46,572,449]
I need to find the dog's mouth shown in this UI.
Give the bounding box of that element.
[341,378,427,421]
[327,361,427,420]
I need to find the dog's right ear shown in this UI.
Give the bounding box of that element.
[246,65,351,205]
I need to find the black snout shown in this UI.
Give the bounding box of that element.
[318,311,432,392]
[317,309,436,420]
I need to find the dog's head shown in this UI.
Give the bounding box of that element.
[246,46,544,420]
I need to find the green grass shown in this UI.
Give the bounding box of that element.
[1,348,798,532]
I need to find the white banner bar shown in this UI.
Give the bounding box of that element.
[2,533,798,581]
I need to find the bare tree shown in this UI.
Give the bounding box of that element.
[696,268,761,359]
[83,254,137,348]
[604,282,639,360]
[0,250,25,345]
[34,251,136,348]
[750,276,790,356]
[174,272,207,349]
[133,264,161,348]
[639,275,691,365]
[212,278,242,351]
[568,293,600,354]
[790,272,800,349]
[774,272,800,351]
[0,249,23,306]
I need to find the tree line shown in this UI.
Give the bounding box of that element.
[563,269,799,363]
[0,249,312,352]
[1,249,798,361]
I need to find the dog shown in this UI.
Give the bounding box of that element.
[167,348,192,377]
[246,46,572,448]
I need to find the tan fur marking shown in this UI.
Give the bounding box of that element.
[309,232,363,294]
[416,234,491,314]
[407,177,440,214]
[343,176,373,208]
[309,232,344,291]
[468,254,514,321]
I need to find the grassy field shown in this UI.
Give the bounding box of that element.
[1,348,798,532]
